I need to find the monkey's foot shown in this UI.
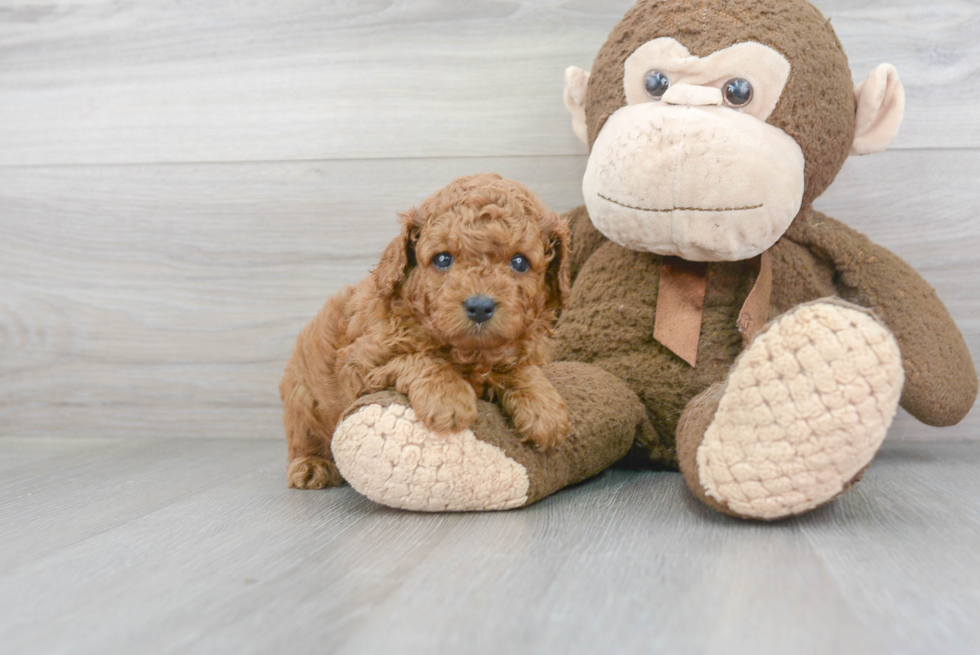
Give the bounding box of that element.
[677,300,904,520]
[333,397,530,511]
[331,363,643,512]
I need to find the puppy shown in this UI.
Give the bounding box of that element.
[280,174,572,489]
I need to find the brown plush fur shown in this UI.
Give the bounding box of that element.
[280,174,572,489]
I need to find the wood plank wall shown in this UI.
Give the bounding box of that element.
[1,0,978,440]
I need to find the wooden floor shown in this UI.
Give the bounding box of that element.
[1,437,978,655]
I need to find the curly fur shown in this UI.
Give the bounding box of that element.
[280,174,572,489]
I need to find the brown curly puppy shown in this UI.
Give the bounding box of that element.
[280,174,572,489]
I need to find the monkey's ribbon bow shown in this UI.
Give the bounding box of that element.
[653,251,772,367]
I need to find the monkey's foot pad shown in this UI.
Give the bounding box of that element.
[332,402,530,512]
[697,301,904,520]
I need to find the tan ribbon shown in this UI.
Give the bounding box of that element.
[653,257,708,367]
[654,251,772,367]
[735,250,772,348]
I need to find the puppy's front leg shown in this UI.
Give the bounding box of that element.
[497,365,570,451]
[366,354,478,434]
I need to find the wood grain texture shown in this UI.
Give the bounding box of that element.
[0,437,978,654]
[0,0,978,166]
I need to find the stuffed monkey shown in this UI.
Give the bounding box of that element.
[324,0,977,520]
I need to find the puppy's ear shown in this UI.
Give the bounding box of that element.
[372,208,423,297]
[543,212,572,311]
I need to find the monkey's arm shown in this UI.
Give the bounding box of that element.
[564,205,608,284]
[786,210,977,426]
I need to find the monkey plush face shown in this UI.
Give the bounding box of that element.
[564,0,906,262]
[583,37,803,261]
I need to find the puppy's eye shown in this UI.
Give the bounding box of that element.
[510,254,530,273]
[432,252,453,270]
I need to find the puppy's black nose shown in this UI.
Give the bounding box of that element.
[464,295,496,324]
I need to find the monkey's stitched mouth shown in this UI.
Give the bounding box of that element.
[598,193,763,213]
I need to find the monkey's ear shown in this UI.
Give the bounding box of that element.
[851,64,905,156]
[544,212,572,312]
[564,66,591,146]
[372,209,422,297]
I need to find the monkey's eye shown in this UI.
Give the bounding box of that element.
[644,70,670,99]
[510,254,530,273]
[723,78,753,108]
[432,252,453,270]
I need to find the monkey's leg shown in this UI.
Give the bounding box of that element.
[676,300,904,520]
[330,362,647,511]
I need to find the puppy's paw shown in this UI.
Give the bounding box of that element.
[287,456,344,489]
[409,381,478,434]
[516,407,571,451]
[505,384,570,451]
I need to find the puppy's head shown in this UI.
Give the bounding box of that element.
[373,173,570,350]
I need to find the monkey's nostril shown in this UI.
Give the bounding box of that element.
[464,295,496,324]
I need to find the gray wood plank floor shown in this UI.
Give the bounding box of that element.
[1,437,978,655]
